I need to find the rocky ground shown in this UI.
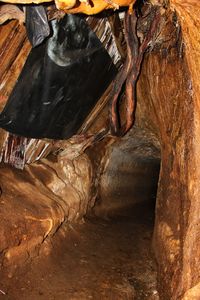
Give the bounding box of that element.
[0,202,158,300]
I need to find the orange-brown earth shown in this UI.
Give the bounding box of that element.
[1,202,158,300]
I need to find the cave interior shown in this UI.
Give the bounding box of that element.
[0,0,200,299]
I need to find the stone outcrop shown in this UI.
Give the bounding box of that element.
[136,2,200,299]
[0,152,93,274]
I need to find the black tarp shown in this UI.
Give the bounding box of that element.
[25,5,50,47]
[0,14,116,139]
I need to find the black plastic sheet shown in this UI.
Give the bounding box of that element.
[0,14,117,139]
[25,5,50,47]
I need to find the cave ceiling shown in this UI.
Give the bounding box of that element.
[0,0,199,171]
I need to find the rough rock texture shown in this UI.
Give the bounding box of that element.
[0,15,117,273]
[0,20,31,153]
[182,282,200,300]
[0,152,93,273]
[1,209,158,300]
[136,3,200,299]
[93,127,160,218]
[0,2,199,299]
[0,20,31,111]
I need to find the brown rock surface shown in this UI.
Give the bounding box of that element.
[0,152,93,273]
[136,2,200,299]
[0,20,31,111]
[1,207,158,300]
[0,1,200,299]
[182,282,200,300]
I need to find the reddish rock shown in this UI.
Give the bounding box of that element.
[136,3,200,299]
[0,152,93,273]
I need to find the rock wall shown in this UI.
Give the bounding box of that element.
[0,3,200,299]
[136,2,200,299]
[0,20,31,111]
[0,152,93,275]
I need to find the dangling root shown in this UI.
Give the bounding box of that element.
[109,7,161,136]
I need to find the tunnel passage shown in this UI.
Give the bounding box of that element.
[90,126,160,218]
[0,0,200,299]
[0,127,161,300]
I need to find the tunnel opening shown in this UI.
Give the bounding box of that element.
[0,127,161,300]
[91,126,160,219]
[0,0,200,299]
[85,125,161,298]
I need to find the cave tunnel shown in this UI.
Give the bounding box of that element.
[0,0,200,299]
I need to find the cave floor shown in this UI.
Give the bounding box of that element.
[1,203,158,300]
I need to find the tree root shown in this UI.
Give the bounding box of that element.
[109,7,161,136]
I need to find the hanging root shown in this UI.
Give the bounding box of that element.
[109,6,161,137]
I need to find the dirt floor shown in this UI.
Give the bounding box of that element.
[0,202,158,300]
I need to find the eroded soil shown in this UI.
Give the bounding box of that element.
[0,204,158,300]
